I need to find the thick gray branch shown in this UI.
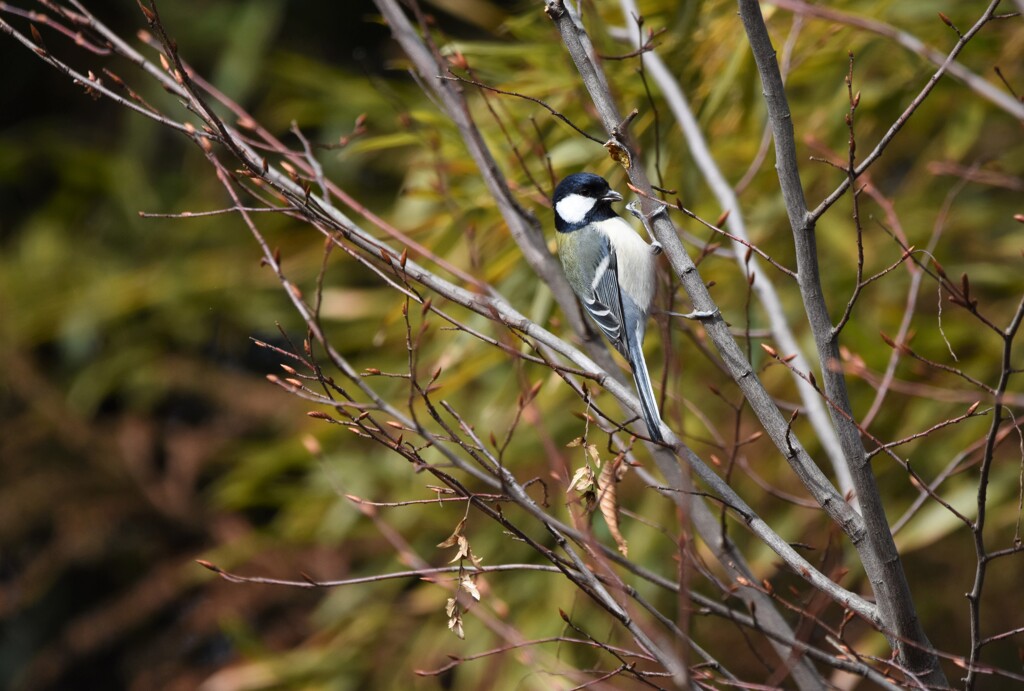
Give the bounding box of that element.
[736,0,956,684]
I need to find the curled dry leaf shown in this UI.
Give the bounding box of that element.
[598,457,627,556]
[437,518,467,548]
[603,138,632,169]
[567,466,594,494]
[448,534,470,563]
[460,574,481,601]
[445,597,465,639]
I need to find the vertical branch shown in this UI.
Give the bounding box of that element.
[966,294,1024,690]
[735,0,945,684]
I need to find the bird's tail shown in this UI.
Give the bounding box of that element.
[627,338,663,442]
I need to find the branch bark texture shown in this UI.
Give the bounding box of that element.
[736,0,947,684]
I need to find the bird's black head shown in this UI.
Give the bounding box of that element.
[552,172,622,232]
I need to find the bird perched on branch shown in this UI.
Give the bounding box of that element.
[552,172,664,442]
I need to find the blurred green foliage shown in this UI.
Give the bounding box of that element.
[1,0,1021,688]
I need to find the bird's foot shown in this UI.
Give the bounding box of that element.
[625,199,668,221]
[668,308,719,321]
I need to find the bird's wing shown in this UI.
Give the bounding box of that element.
[582,242,629,356]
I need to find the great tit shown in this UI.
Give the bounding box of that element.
[552,172,664,442]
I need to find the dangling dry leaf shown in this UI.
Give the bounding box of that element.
[460,574,481,601]
[567,466,594,494]
[445,597,465,639]
[437,518,467,548]
[448,534,470,563]
[598,457,627,556]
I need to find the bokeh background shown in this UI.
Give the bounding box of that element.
[1,1,1022,689]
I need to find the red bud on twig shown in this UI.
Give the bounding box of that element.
[195,559,222,573]
[137,1,156,23]
[30,24,48,55]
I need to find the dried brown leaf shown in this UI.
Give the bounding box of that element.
[598,460,627,556]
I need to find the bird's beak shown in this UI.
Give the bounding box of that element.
[601,190,623,203]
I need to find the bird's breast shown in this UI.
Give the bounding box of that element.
[594,218,656,310]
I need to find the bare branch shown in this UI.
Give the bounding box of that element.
[768,0,1024,119]
[736,0,956,682]
[966,293,1024,689]
[809,1,1009,221]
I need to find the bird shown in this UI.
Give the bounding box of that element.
[552,172,664,442]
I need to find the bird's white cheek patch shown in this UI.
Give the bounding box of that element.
[555,194,596,224]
